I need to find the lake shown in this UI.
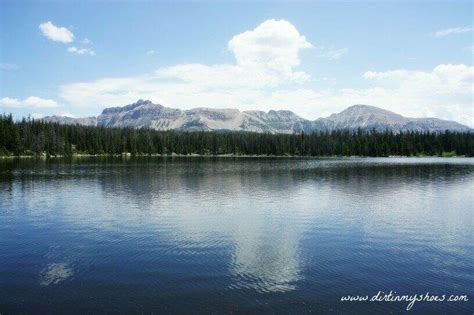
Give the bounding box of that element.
[0,157,473,313]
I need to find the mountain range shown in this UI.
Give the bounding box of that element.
[43,100,471,133]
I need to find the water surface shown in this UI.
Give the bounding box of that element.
[0,157,473,313]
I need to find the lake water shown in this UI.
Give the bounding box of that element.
[1,157,473,313]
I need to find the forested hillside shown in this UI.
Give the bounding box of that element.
[1,114,473,157]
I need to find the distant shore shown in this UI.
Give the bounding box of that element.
[0,152,468,160]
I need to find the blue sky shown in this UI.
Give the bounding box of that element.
[1,0,472,125]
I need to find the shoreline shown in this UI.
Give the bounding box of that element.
[0,153,469,159]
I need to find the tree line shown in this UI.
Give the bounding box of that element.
[1,114,473,157]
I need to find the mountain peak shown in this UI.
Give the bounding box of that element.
[136,99,152,105]
[340,104,400,115]
[325,104,407,130]
[101,99,163,115]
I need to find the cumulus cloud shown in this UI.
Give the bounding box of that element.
[0,96,58,108]
[354,64,474,124]
[228,19,312,77]
[39,21,74,43]
[58,19,473,127]
[39,22,96,57]
[432,26,471,38]
[155,63,286,89]
[67,46,95,56]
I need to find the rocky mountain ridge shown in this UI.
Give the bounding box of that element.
[42,100,471,133]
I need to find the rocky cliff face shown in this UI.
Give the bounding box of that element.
[95,99,317,133]
[42,100,471,133]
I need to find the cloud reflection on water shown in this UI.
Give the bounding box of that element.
[39,263,73,286]
[3,158,473,294]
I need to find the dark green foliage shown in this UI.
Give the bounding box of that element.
[0,114,473,157]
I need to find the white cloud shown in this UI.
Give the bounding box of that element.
[39,21,74,43]
[155,63,285,89]
[0,96,58,108]
[67,46,95,56]
[432,26,471,38]
[228,19,312,78]
[146,50,156,55]
[39,22,96,57]
[0,97,21,107]
[317,64,474,126]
